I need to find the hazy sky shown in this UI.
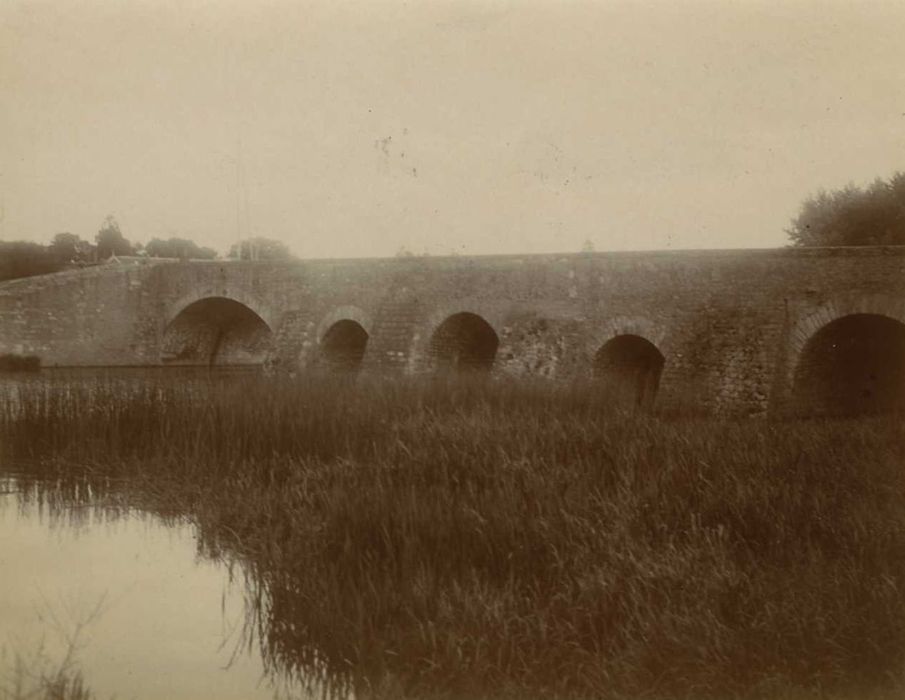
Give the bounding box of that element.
[1,1,903,258]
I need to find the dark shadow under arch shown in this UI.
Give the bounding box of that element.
[162,297,273,366]
[792,313,905,416]
[594,334,665,409]
[320,319,369,373]
[428,312,499,373]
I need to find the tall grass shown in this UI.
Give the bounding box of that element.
[2,374,905,699]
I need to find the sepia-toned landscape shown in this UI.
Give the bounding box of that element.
[2,2,905,699]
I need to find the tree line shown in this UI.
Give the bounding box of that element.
[786,171,905,247]
[4,173,904,283]
[0,215,295,282]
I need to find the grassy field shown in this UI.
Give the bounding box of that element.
[1,374,904,700]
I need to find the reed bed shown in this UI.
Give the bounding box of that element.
[1,373,905,700]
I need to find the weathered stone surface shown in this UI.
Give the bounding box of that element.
[1,247,903,415]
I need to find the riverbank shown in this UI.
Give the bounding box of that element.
[2,374,904,699]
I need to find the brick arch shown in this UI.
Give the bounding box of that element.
[787,296,905,385]
[164,286,276,333]
[313,305,373,373]
[786,296,905,414]
[585,316,669,361]
[315,305,373,343]
[161,287,276,366]
[410,303,504,373]
[161,299,273,366]
[588,317,668,409]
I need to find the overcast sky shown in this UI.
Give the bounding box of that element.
[1,0,903,258]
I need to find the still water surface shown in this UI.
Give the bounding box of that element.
[0,472,307,700]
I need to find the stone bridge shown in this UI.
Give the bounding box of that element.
[1,247,904,417]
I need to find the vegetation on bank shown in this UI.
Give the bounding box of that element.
[0,215,295,282]
[1,375,904,700]
[0,354,40,372]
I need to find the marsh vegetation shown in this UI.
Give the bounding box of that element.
[0,355,40,373]
[1,373,904,699]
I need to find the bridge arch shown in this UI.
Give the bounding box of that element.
[586,317,668,408]
[161,291,275,366]
[315,306,373,373]
[164,287,276,331]
[315,306,373,344]
[426,311,500,373]
[789,300,905,416]
[587,316,668,355]
[593,334,665,409]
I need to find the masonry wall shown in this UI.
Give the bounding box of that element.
[1,247,903,416]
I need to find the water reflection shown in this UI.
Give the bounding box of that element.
[0,472,319,700]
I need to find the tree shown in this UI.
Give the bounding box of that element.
[49,232,95,263]
[145,237,217,260]
[228,237,294,261]
[787,172,905,247]
[0,241,63,281]
[95,216,135,259]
